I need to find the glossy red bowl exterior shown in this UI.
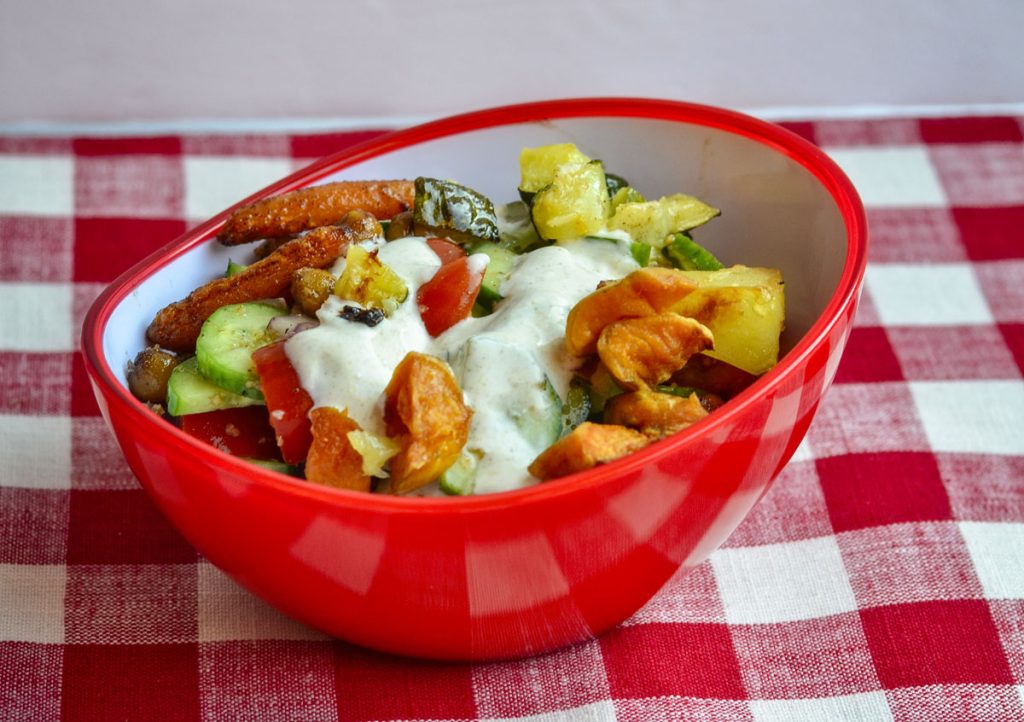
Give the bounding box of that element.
[82,98,867,660]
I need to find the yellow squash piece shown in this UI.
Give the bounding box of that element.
[334,245,408,316]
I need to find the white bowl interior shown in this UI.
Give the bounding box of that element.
[103,116,847,387]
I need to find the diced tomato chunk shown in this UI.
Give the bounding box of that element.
[425,237,466,265]
[180,406,282,460]
[417,256,483,337]
[252,340,314,464]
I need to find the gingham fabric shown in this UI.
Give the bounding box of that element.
[1,114,1023,722]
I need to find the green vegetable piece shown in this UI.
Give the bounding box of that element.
[413,177,499,246]
[654,384,711,400]
[630,242,652,267]
[246,458,301,476]
[495,201,545,253]
[604,172,631,198]
[469,241,518,313]
[561,378,592,434]
[662,232,724,271]
[195,301,287,400]
[438,448,478,495]
[225,259,247,278]
[166,357,262,417]
[610,186,646,210]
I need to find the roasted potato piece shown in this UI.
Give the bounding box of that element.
[305,407,372,492]
[147,211,380,352]
[383,352,472,495]
[291,267,335,316]
[597,312,714,390]
[334,245,408,316]
[126,346,180,404]
[671,266,784,376]
[528,422,650,481]
[603,388,708,438]
[565,267,698,357]
[217,180,414,245]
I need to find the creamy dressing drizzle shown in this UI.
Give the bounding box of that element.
[285,234,638,495]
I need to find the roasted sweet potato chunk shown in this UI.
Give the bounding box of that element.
[565,267,698,356]
[603,388,708,438]
[383,352,472,494]
[217,180,414,245]
[597,312,714,390]
[305,407,372,492]
[528,422,650,481]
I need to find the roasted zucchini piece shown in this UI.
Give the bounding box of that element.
[334,245,408,316]
[604,172,631,198]
[662,231,724,271]
[412,177,500,246]
[531,160,611,241]
[495,201,545,253]
[608,193,720,248]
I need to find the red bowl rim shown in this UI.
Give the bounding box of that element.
[81,96,868,513]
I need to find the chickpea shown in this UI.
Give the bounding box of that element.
[127,346,180,404]
[291,267,336,316]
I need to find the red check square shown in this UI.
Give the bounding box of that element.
[66,489,197,565]
[837,522,983,608]
[0,487,68,564]
[0,351,71,415]
[919,116,1024,144]
[332,642,477,722]
[601,623,745,699]
[61,643,200,722]
[0,641,63,721]
[73,136,182,156]
[887,325,1022,381]
[0,216,73,282]
[199,640,338,720]
[860,600,1013,687]
[73,216,185,282]
[290,130,389,161]
[832,327,905,384]
[1001,323,1024,374]
[952,205,1024,261]
[729,613,880,699]
[864,208,965,263]
[817,452,951,532]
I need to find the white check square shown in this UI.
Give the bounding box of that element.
[183,157,293,220]
[0,282,74,351]
[0,414,71,489]
[198,561,326,642]
[0,156,73,216]
[824,146,946,207]
[0,563,66,643]
[911,380,1024,455]
[711,535,858,624]
[749,691,894,722]
[865,263,993,326]
[960,521,1024,599]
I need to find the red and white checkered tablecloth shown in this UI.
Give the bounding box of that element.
[1,114,1023,721]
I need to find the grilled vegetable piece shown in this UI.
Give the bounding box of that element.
[565,267,698,357]
[383,352,472,495]
[608,194,720,248]
[469,241,517,311]
[347,430,400,478]
[412,177,500,246]
[662,232,724,271]
[672,266,785,376]
[603,388,708,438]
[561,378,592,433]
[531,160,611,241]
[495,201,544,253]
[528,422,650,481]
[195,302,287,399]
[438,449,479,496]
[518,143,592,199]
[217,180,413,245]
[147,210,381,352]
[305,407,372,492]
[291,267,335,316]
[596,312,714,390]
[604,173,631,198]
[334,245,408,316]
[127,346,180,404]
[165,357,261,417]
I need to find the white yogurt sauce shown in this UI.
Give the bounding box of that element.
[285,234,639,494]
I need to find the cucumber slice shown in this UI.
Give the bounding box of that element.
[225,259,247,277]
[468,241,518,312]
[561,377,592,433]
[195,302,287,400]
[438,448,479,495]
[166,357,262,417]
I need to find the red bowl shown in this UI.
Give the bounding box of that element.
[81,98,867,660]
